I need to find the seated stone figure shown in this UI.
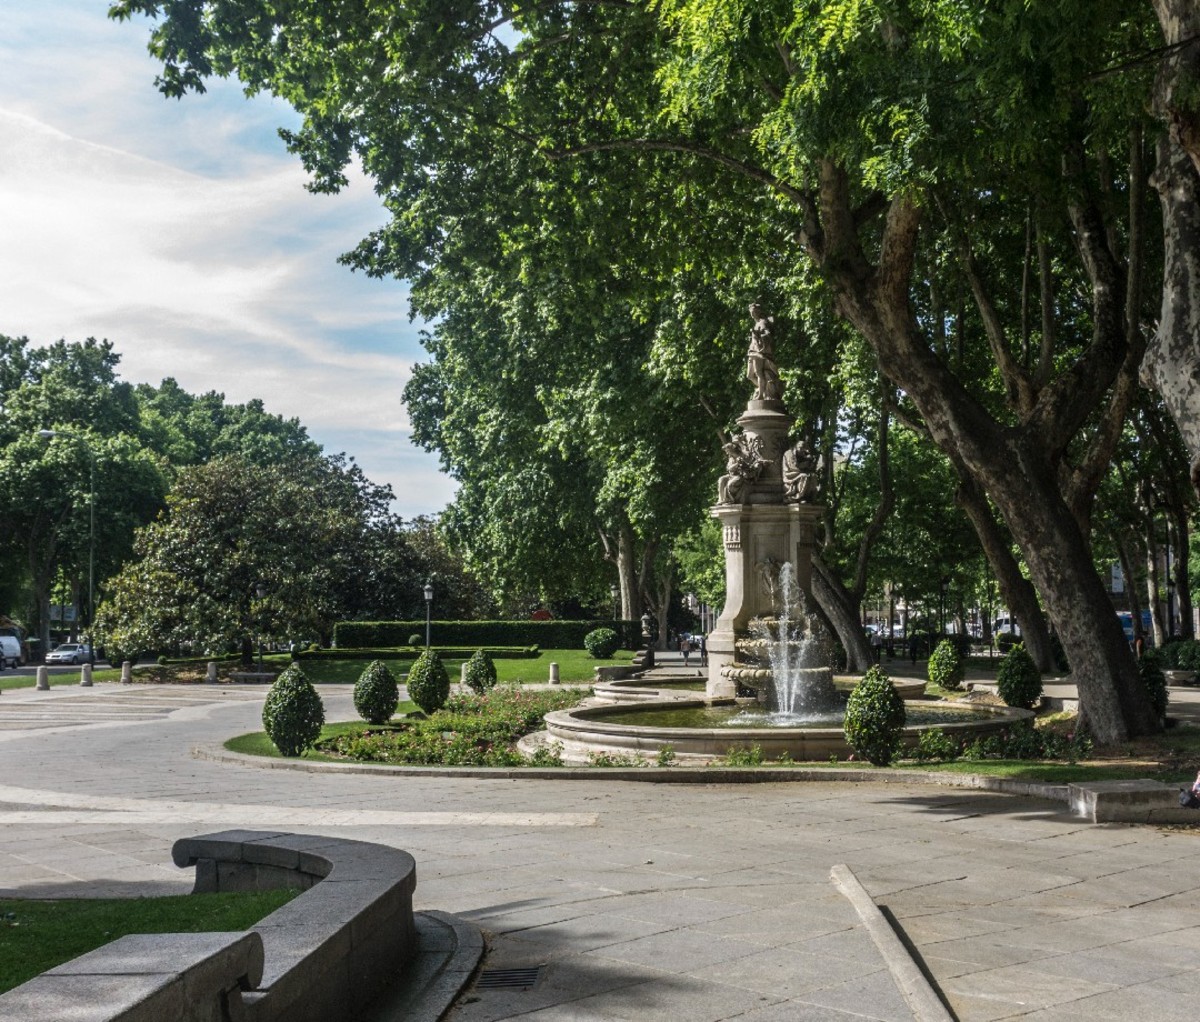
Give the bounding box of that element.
[782,440,820,502]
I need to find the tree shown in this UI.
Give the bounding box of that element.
[111,1,1167,740]
[97,454,393,657]
[0,337,166,647]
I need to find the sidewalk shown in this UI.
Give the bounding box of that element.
[0,682,1196,1020]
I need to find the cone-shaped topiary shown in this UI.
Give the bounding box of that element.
[928,638,965,691]
[354,659,399,724]
[463,649,498,694]
[407,649,450,714]
[996,644,1042,709]
[843,666,907,766]
[584,627,620,659]
[262,664,325,756]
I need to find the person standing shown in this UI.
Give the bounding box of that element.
[680,635,691,666]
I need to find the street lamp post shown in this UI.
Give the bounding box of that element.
[610,583,620,622]
[423,580,433,649]
[38,429,95,665]
[939,576,949,637]
[255,581,267,672]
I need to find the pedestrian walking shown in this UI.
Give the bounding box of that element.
[680,635,691,666]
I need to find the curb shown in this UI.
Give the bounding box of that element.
[193,744,1070,802]
[364,911,484,1022]
[831,864,954,1022]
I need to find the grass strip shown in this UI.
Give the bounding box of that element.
[0,889,298,994]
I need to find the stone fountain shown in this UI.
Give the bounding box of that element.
[529,306,1029,763]
[707,303,826,703]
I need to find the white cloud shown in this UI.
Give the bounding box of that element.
[0,3,455,518]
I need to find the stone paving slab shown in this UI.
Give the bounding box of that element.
[0,684,1198,1020]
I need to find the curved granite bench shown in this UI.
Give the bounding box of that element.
[0,830,418,1022]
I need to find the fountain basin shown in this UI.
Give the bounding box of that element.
[592,674,927,705]
[540,698,1032,764]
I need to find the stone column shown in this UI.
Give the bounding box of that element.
[36,666,49,691]
[121,661,132,684]
[206,661,218,684]
[80,663,93,687]
[549,662,560,685]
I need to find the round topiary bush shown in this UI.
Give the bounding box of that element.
[995,630,1019,652]
[262,664,325,757]
[928,639,965,691]
[408,633,423,648]
[407,649,450,714]
[584,627,620,659]
[996,644,1042,709]
[1139,649,1169,722]
[353,659,399,724]
[843,666,907,766]
[463,649,498,694]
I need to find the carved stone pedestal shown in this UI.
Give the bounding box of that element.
[706,501,825,698]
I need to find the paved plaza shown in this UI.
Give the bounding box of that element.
[0,679,1198,1020]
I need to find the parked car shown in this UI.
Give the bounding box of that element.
[0,635,21,669]
[45,642,91,665]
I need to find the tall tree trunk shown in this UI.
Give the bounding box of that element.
[1146,524,1165,648]
[1115,530,1147,647]
[955,474,1055,672]
[806,174,1154,741]
[1172,506,1194,638]
[1144,136,1200,497]
[811,551,873,671]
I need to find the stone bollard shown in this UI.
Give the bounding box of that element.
[206,661,218,684]
[549,662,560,685]
[121,661,132,684]
[36,666,49,691]
[80,663,93,687]
[461,662,469,686]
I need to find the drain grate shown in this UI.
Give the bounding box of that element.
[476,966,543,990]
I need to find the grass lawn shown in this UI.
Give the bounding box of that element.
[225,709,418,761]
[293,648,632,686]
[0,889,298,994]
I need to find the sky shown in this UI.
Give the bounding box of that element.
[0,0,457,518]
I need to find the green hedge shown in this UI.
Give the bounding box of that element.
[333,619,640,650]
[297,646,537,662]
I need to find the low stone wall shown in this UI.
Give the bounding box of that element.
[1068,780,1200,824]
[0,830,419,1022]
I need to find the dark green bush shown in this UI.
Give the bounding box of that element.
[995,630,1019,652]
[407,633,423,647]
[911,728,960,762]
[583,627,620,659]
[1167,639,1200,672]
[318,686,580,766]
[843,666,907,766]
[406,650,450,714]
[927,639,964,691]
[262,664,325,757]
[962,720,1092,763]
[353,660,399,725]
[996,644,1042,709]
[463,650,498,694]
[1139,650,1169,721]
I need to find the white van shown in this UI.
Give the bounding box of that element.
[0,635,22,669]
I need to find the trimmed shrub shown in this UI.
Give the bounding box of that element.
[583,627,620,659]
[1139,649,1169,721]
[353,660,399,725]
[1167,639,1200,673]
[912,728,959,762]
[996,644,1042,709]
[407,650,450,714]
[262,664,325,757]
[843,666,907,766]
[927,639,964,691]
[407,633,423,647]
[463,649,498,694]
